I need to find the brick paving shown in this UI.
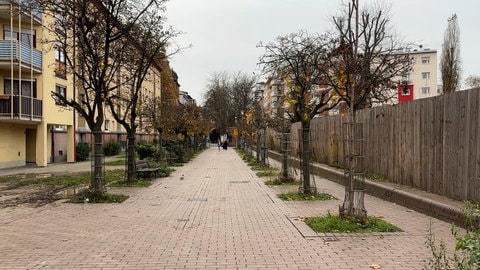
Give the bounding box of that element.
[0,147,458,269]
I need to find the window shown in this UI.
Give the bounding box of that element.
[401,85,410,96]
[4,78,37,97]
[104,120,110,131]
[55,45,66,78]
[422,72,431,80]
[55,85,67,105]
[4,28,36,47]
[421,57,430,64]
[422,87,430,95]
[401,73,410,83]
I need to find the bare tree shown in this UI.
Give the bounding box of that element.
[38,0,161,196]
[325,0,412,220]
[204,71,256,135]
[231,72,257,125]
[465,75,480,89]
[441,14,462,93]
[258,30,336,194]
[204,72,233,134]
[105,3,179,183]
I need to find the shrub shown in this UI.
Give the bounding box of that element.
[103,140,121,156]
[166,143,186,163]
[76,142,90,161]
[424,201,480,270]
[136,141,156,160]
[146,160,174,178]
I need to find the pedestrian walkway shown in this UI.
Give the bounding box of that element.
[0,147,457,269]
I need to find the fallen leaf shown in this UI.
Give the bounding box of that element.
[369,263,381,269]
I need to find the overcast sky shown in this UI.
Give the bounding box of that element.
[165,0,479,105]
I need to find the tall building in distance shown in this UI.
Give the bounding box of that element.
[397,47,440,103]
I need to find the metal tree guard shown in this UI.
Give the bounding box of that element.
[340,120,366,219]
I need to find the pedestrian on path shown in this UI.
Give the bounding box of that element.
[223,140,228,150]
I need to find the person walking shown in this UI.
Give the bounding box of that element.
[223,140,228,150]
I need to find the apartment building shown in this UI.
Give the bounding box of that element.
[76,64,163,148]
[0,1,169,169]
[179,91,195,106]
[260,76,285,118]
[0,1,75,169]
[397,48,439,103]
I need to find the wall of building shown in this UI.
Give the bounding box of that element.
[410,50,439,100]
[0,123,26,168]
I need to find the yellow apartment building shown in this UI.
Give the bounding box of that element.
[76,63,163,147]
[0,1,75,169]
[0,1,167,169]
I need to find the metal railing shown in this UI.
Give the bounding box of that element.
[0,95,42,120]
[0,40,42,70]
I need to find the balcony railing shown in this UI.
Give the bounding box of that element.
[0,40,42,71]
[0,95,42,121]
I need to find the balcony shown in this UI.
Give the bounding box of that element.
[0,40,42,73]
[0,0,42,24]
[0,95,42,122]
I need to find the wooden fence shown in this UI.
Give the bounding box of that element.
[266,87,480,202]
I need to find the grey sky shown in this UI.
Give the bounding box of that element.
[165,0,479,104]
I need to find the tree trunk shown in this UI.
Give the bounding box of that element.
[340,112,367,220]
[126,133,136,183]
[256,131,261,162]
[260,127,266,165]
[91,131,106,196]
[300,124,314,194]
[281,133,290,181]
[157,129,164,161]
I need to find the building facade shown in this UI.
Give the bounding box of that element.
[0,1,171,169]
[0,1,75,169]
[397,48,439,103]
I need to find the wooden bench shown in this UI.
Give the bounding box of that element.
[135,159,159,180]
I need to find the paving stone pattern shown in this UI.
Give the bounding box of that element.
[0,147,458,269]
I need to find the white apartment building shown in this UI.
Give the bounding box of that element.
[397,48,439,103]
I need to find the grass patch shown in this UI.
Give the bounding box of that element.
[68,190,129,203]
[278,191,336,201]
[265,177,298,186]
[109,180,151,187]
[256,170,278,177]
[0,175,22,183]
[305,214,402,233]
[14,172,91,187]
[249,163,269,170]
[105,159,126,166]
[7,169,126,188]
[366,173,389,182]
